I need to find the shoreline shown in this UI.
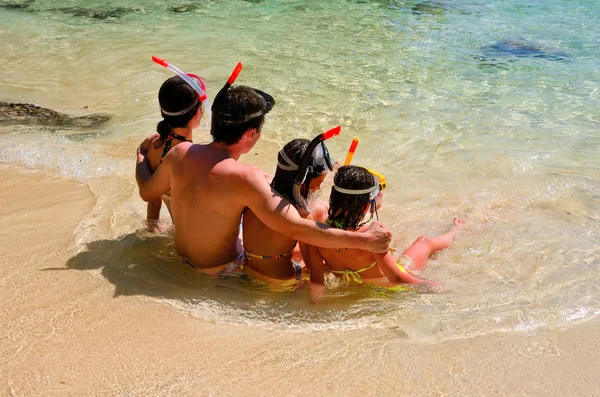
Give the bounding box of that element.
[0,163,598,396]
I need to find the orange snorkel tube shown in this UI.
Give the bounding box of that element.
[343,137,359,166]
[342,137,387,190]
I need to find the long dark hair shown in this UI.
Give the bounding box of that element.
[156,76,201,140]
[271,138,318,204]
[328,165,375,229]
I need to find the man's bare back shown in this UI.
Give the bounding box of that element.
[169,143,249,268]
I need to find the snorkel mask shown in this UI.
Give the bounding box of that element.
[211,62,275,123]
[152,55,210,114]
[332,168,386,227]
[292,126,341,211]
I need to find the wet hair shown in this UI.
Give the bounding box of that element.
[328,165,375,229]
[156,76,201,140]
[271,138,319,204]
[210,85,265,146]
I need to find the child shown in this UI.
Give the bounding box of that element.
[144,75,205,227]
[242,136,334,289]
[304,165,465,303]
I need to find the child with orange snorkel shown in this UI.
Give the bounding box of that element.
[303,165,465,303]
[241,127,340,289]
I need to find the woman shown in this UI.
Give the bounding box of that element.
[144,75,205,225]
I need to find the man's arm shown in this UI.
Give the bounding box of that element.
[135,135,171,202]
[242,167,391,252]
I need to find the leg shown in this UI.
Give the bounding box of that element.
[146,198,163,232]
[402,218,465,270]
[146,198,162,221]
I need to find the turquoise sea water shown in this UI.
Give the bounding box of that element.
[1,0,599,340]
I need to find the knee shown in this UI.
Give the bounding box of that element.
[415,236,434,249]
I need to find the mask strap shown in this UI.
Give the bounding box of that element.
[333,184,377,196]
[277,149,299,171]
[161,98,200,117]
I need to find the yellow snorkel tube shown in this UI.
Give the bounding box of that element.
[342,137,387,190]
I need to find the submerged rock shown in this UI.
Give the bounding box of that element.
[412,1,447,15]
[55,6,142,20]
[0,102,110,128]
[481,40,569,61]
[0,1,32,10]
[167,3,201,13]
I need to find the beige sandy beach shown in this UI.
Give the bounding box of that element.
[1,163,598,396]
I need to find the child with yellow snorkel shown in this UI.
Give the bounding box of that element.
[303,165,465,303]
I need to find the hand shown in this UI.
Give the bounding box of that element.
[363,221,392,253]
[138,133,159,156]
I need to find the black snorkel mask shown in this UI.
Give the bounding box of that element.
[211,62,275,123]
[292,126,341,211]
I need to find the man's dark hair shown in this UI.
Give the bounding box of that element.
[328,166,375,229]
[210,85,265,146]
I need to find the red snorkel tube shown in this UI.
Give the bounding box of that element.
[292,126,342,211]
[212,62,242,111]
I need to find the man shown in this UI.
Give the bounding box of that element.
[136,82,391,275]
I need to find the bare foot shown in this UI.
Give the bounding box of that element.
[425,218,466,250]
[452,217,466,232]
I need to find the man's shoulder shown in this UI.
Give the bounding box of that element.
[214,160,262,178]
[163,141,193,160]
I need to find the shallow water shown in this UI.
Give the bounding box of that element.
[1,0,599,342]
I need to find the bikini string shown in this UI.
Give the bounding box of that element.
[160,133,193,164]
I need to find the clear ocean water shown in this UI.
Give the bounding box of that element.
[1,0,598,341]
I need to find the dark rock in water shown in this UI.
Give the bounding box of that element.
[412,1,447,15]
[0,1,31,10]
[481,40,569,61]
[0,102,110,128]
[55,6,141,20]
[168,3,201,13]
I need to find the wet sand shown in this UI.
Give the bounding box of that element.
[1,163,598,396]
